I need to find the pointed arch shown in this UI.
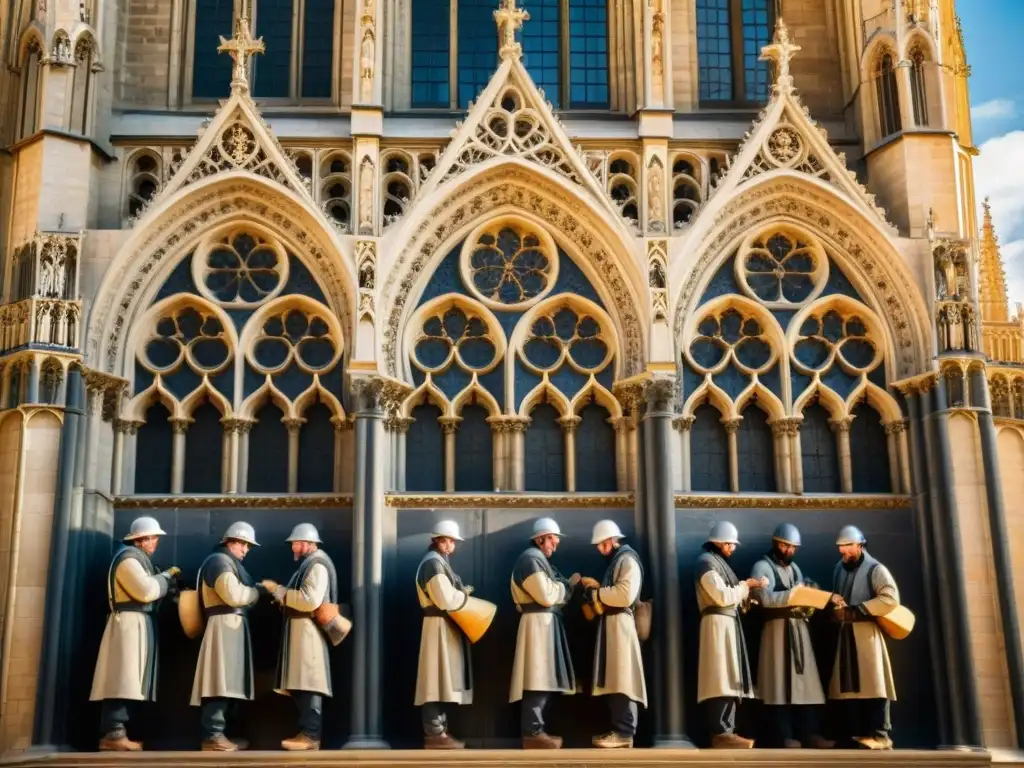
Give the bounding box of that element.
[380,164,646,382]
[16,24,46,62]
[86,174,356,376]
[735,381,785,422]
[672,174,930,379]
[451,377,502,419]
[294,377,346,421]
[848,379,902,424]
[682,377,733,420]
[239,376,294,420]
[400,377,449,418]
[519,377,572,419]
[793,380,846,421]
[180,376,233,418]
[125,377,180,421]
[570,378,622,420]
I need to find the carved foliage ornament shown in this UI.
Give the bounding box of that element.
[382,174,643,379]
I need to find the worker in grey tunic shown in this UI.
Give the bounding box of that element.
[89,517,180,751]
[828,525,899,750]
[750,523,833,749]
[695,521,765,749]
[415,520,473,749]
[270,523,339,751]
[509,517,580,749]
[190,522,272,752]
[584,520,647,749]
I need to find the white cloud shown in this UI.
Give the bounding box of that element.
[975,130,1024,307]
[972,98,1016,121]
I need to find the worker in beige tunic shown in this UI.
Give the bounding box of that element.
[828,525,899,750]
[509,517,580,749]
[270,523,339,752]
[583,520,646,749]
[89,516,180,751]
[190,522,272,752]
[415,520,474,750]
[750,523,832,749]
[694,521,765,749]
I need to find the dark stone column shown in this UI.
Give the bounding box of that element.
[642,375,693,748]
[32,365,84,748]
[25,357,39,405]
[904,387,951,744]
[344,374,398,749]
[971,367,1024,746]
[923,376,981,747]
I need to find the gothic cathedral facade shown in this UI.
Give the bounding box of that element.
[0,0,1021,756]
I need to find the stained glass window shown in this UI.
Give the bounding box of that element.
[412,0,451,107]
[521,0,561,107]
[192,0,233,99]
[252,0,294,98]
[302,0,335,99]
[458,0,497,108]
[696,0,773,105]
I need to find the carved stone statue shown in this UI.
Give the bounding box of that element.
[359,29,375,103]
[358,158,374,234]
[648,161,665,228]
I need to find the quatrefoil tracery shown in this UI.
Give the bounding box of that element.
[193,226,289,308]
[143,304,232,376]
[413,305,500,374]
[689,307,776,375]
[250,308,338,374]
[793,308,880,375]
[521,306,611,375]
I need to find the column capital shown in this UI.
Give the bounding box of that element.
[348,370,412,414]
[829,416,853,434]
[770,417,802,436]
[169,417,192,435]
[890,370,940,396]
[613,371,678,415]
[331,414,356,432]
[438,416,462,434]
[884,420,905,436]
[114,418,145,435]
[672,415,695,432]
[282,417,306,434]
[221,417,256,435]
[722,418,741,434]
[557,414,582,434]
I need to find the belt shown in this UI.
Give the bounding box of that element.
[701,606,738,618]
[422,606,447,618]
[519,603,558,614]
[113,602,152,613]
[761,607,807,621]
[833,609,875,623]
[602,606,632,616]
[206,605,245,617]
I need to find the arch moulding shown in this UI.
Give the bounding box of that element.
[671,177,932,379]
[86,174,357,376]
[379,164,647,381]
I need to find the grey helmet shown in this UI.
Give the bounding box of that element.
[836,525,866,546]
[222,521,259,547]
[286,523,323,544]
[124,516,167,541]
[707,521,740,545]
[772,523,802,547]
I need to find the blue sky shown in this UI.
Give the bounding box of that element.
[961,1,1024,305]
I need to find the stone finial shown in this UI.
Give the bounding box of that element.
[494,0,530,61]
[760,17,801,95]
[218,5,265,94]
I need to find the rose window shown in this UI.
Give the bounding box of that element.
[144,305,231,375]
[689,308,774,374]
[461,218,558,310]
[794,309,880,373]
[252,308,337,373]
[203,232,284,304]
[522,307,610,373]
[413,306,498,373]
[740,229,823,305]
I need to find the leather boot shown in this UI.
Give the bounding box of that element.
[425,732,465,749]
[593,731,633,748]
[710,733,755,749]
[523,732,563,749]
[853,735,893,750]
[806,735,836,749]
[201,734,239,752]
[281,732,321,751]
[99,734,143,752]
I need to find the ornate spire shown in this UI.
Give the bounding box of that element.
[218,3,265,93]
[979,197,1010,322]
[494,0,530,62]
[760,17,801,95]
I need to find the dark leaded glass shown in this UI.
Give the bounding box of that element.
[192,0,233,98]
[741,0,772,103]
[522,0,560,107]
[458,0,497,107]
[696,0,732,102]
[568,0,608,108]
[301,0,334,98]
[412,0,450,107]
[253,0,293,98]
